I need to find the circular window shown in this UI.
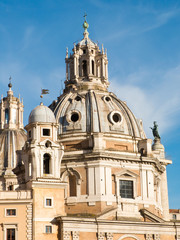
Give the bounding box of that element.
[71,113,79,122]
[66,110,81,124]
[108,111,123,125]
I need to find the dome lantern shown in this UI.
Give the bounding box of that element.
[64,15,109,93]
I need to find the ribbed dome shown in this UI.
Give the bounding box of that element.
[29,103,56,124]
[0,129,27,174]
[51,90,146,139]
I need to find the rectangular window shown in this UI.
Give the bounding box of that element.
[5,109,9,124]
[6,209,16,216]
[28,130,31,138]
[173,214,177,220]
[120,180,133,199]
[45,225,52,233]
[46,198,52,206]
[43,128,50,136]
[7,228,15,240]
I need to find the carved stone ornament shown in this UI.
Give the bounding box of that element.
[145,234,153,240]
[154,234,160,240]
[98,232,105,240]
[72,231,79,240]
[106,232,113,240]
[63,231,71,240]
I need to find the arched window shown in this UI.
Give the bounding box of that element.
[43,154,50,174]
[92,60,94,75]
[69,175,77,197]
[82,60,87,76]
[61,169,81,199]
[5,108,9,124]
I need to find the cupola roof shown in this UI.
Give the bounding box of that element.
[28,103,56,124]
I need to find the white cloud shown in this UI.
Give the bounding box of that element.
[21,26,35,50]
[102,8,179,43]
[109,64,180,138]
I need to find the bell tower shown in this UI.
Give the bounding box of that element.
[0,80,26,190]
[0,81,24,130]
[65,15,109,92]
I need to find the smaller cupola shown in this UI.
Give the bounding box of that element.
[23,103,64,184]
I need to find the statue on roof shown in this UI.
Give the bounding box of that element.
[150,121,161,139]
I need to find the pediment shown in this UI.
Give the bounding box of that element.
[114,169,139,179]
[139,209,165,223]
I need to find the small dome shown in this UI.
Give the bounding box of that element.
[29,103,56,124]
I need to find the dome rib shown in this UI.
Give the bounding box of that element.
[52,90,146,139]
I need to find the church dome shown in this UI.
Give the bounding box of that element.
[51,90,146,139]
[28,103,56,124]
[49,18,146,140]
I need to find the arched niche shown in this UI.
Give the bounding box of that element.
[118,235,140,240]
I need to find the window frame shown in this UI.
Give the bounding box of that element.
[2,224,18,240]
[44,197,54,208]
[41,128,51,137]
[5,209,17,217]
[115,170,138,200]
[45,225,52,234]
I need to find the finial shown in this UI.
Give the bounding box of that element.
[74,43,76,53]
[102,44,104,54]
[83,12,89,38]
[105,48,107,55]
[8,76,12,89]
[66,47,68,58]
[1,94,3,100]
[84,12,87,21]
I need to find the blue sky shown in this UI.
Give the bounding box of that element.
[0,0,180,208]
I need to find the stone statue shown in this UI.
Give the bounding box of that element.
[150,121,160,139]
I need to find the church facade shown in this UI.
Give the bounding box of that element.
[0,18,179,240]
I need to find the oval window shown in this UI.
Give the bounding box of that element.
[108,111,123,125]
[105,96,111,102]
[113,113,121,123]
